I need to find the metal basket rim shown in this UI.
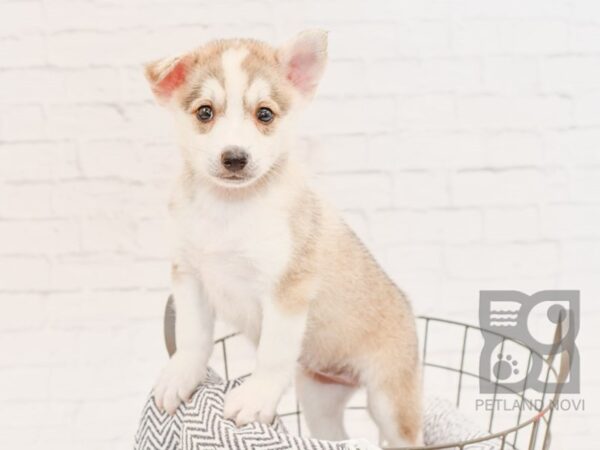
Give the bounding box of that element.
[164,298,568,450]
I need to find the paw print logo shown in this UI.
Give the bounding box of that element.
[479,290,580,394]
[493,353,519,381]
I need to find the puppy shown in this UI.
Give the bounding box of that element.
[146,30,422,446]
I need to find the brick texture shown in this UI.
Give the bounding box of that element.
[0,1,598,449]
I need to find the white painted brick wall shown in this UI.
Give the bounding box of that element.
[1,1,599,449]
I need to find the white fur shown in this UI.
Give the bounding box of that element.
[154,274,214,414]
[224,300,307,425]
[170,177,295,341]
[245,77,271,107]
[296,369,356,440]
[367,387,412,447]
[222,48,248,117]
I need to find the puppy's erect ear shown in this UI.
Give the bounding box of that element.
[278,29,328,98]
[144,55,190,103]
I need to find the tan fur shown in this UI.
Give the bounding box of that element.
[146,39,293,116]
[275,190,321,314]
[277,186,422,443]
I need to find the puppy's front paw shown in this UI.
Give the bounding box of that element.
[153,351,206,415]
[223,375,284,426]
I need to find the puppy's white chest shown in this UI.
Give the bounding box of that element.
[172,195,292,335]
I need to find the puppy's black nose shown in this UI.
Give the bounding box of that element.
[221,147,248,172]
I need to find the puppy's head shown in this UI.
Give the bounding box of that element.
[145,30,328,189]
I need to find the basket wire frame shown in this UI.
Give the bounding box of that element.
[163,296,571,450]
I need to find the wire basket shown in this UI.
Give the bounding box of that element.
[164,297,569,450]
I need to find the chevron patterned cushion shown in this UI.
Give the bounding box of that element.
[134,368,381,450]
[134,368,498,450]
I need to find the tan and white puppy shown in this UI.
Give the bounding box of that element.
[146,30,422,447]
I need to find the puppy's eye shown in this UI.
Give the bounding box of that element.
[256,107,274,123]
[196,105,213,122]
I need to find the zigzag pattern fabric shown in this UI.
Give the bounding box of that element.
[135,368,499,450]
[134,369,344,450]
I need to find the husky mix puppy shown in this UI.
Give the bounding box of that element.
[146,30,422,446]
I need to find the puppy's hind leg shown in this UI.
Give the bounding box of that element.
[365,365,423,447]
[296,369,356,441]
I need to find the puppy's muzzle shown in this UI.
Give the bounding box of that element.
[221,146,248,173]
